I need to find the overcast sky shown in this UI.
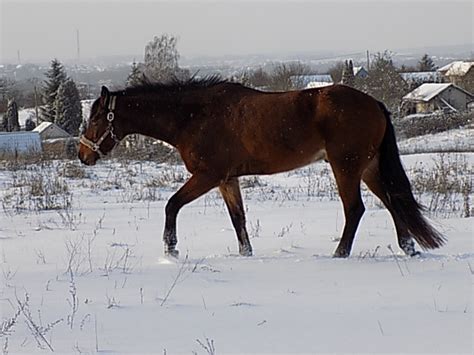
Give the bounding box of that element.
[1,0,472,63]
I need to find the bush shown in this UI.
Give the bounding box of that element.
[394,111,472,139]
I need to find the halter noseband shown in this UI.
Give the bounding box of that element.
[80,96,120,157]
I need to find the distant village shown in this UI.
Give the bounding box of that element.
[293,60,473,115]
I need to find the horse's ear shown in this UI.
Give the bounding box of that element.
[100,86,110,108]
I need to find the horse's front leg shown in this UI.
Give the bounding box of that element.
[163,174,219,257]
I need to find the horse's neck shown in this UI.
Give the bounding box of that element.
[121,93,189,147]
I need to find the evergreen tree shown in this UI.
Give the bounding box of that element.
[0,78,15,113]
[1,109,7,132]
[417,54,437,72]
[54,79,82,136]
[342,60,355,86]
[25,116,36,131]
[41,58,67,122]
[126,60,143,87]
[2,98,20,132]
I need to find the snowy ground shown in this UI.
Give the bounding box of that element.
[0,147,472,354]
[398,126,473,154]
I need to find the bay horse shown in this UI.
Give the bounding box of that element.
[78,77,445,258]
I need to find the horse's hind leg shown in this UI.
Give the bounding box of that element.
[330,162,365,258]
[163,174,219,257]
[362,160,420,256]
[219,177,252,256]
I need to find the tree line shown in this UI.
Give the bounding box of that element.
[238,52,439,111]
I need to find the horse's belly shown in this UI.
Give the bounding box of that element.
[249,148,328,175]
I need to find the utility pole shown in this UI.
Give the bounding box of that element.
[366,50,370,71]
[34,84,39,126]
[76,29,81,63]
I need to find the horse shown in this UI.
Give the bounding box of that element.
[78,77,445,258]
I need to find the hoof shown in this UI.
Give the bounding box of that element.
[400,238,420,257]
[239,246,253,257]
[333,249,349,258]
[165,249,180,258]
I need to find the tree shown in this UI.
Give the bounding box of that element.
[1,98,20,132]
[328,62,345,84]
[341,60,355,87]
[361,51,407,111]
[269,62,311,91]
[41,58,67,122]
[0,77,16,113]
[143,34,189,82]
[25,115,36,131]
[417,54,437,72]
[236,67,271,89]
[54,79,82,136]
[126,60,143,87]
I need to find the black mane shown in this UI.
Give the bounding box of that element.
[117,75,230,96]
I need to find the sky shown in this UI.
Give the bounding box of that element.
[1,0,473,64]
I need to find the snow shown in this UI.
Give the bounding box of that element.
[401,71,442,83]
[438,61,474,76]
[17,108,36,128]
[0,135,472,353]
[291,74,333,88]
[15,100,94,129]
[398,126,474,154]
[305,81,333,89]
[403,83,452,102]
[32,121,55,133]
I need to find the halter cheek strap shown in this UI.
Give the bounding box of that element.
[80,96,120,157]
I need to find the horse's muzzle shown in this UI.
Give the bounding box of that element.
[78,149,98,166]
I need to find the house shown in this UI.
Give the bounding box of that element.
[0,131,42,156]
[33,122,71,140]
[438,61,474,93]
[401,71,443,90]
[291,74,333,89]
[402,83,473,114]
[353,66,369,79]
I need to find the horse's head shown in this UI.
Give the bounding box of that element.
[78,86,121,166]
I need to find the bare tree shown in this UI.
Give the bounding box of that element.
[235,67,271,89]
[143,34,189,82]
[269,62,311,91]
[328,62,345,84]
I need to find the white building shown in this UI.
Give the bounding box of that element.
[33,122,71,140]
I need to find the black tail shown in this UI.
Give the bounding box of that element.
[377,102,446,250]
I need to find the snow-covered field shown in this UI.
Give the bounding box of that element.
[0,147,473,353]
